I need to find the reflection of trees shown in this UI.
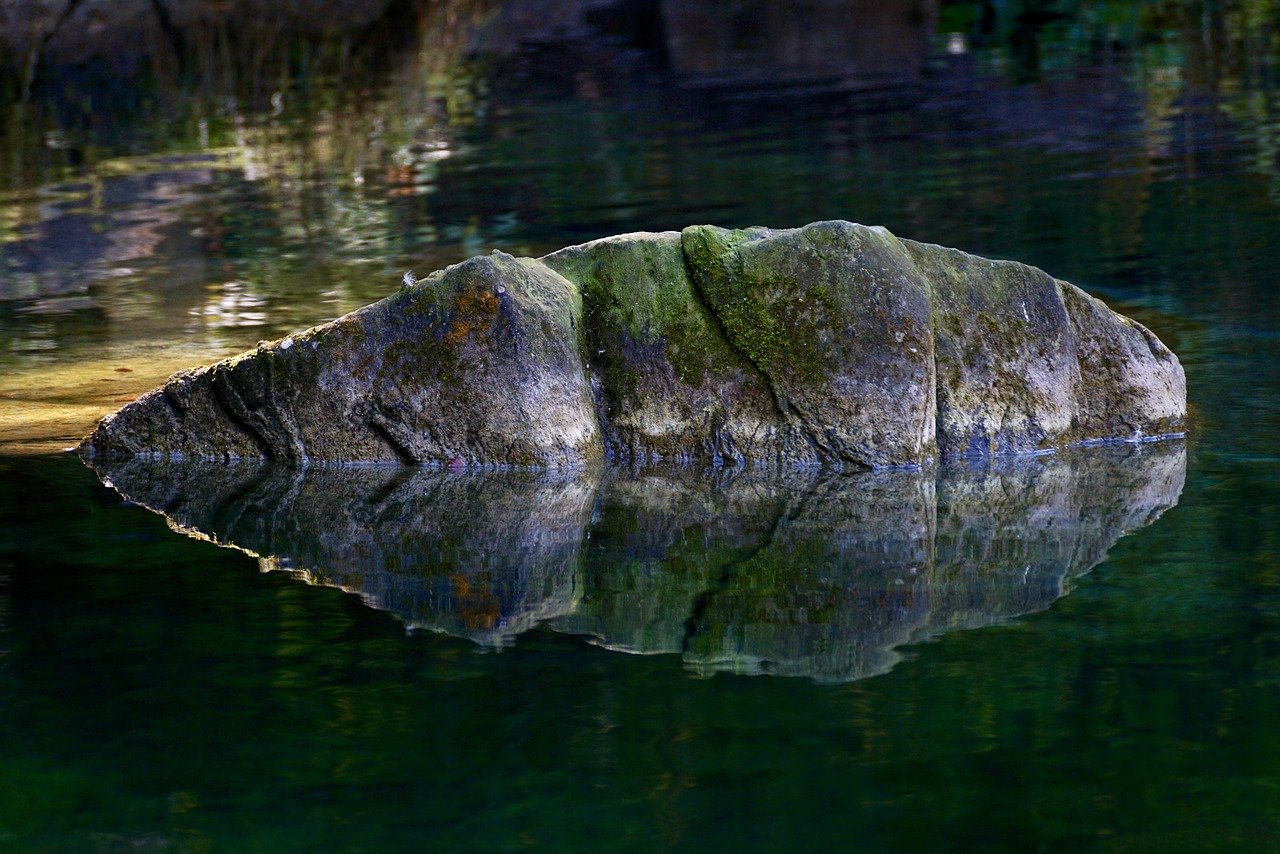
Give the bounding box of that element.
[5,0,1277,307]
[944,0,1280,197]
[659,0,937,86]
[92,441,1185,682]
[0,0,496,219]
[0,0,502,360]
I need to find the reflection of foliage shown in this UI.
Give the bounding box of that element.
[0,0,504,351]
[941,0,1279,80]
[0,0,497,190]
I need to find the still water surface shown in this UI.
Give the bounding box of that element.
[2,1,1280,850]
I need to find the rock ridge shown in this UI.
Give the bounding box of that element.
[79,221,1186,468]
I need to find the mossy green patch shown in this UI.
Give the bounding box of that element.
[682,221,936,466]
[542,232,760,416]
[680,224,803,379]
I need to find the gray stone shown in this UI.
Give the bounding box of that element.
[906,239,1186,455]
[82,251,602,468]
[79,221,1186,468]
[1057,280,1186,442]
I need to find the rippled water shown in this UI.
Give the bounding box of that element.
[2,1,1280,851]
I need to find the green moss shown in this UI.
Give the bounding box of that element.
[574,287,633,408]
[544,233,756,394]
[663,315,721,384]
[681,225,829,387]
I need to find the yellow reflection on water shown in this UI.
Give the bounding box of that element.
[0,342,242,455]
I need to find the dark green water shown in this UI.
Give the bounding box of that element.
[2,1,1280,851]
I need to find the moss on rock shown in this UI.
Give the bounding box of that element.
[542,231,782,464]
[904,238,1185,456]
[683,221,937,468]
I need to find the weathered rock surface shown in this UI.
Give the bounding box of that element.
[907,240,1186,456]
[683,222,936,466]
[88,441,1186,681]
[542,231,784,464]
[79,221,1186,467]
[85,252,602,468]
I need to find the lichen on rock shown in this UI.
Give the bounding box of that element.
[79,221,1187,469]
[907,239,1083,457]
[905,239,1186,455]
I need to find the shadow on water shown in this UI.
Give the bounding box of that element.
[89,441,1185,683]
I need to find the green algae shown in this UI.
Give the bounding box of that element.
[543,231,749,383]
[541,232,779,461]
[680,224,809,383]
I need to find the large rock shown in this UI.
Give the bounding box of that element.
[79,221,1186,467]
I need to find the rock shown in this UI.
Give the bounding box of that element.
[79,221,1186,467]
[1057,281,1187,442]
[906,240,1186,455]
[682,221,936,466]
[82,251,602,468]
[908,241,1081,456]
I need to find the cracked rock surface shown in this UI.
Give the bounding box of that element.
[79,221,1187,467]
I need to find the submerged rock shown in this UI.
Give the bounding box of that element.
[79,221,1186,467]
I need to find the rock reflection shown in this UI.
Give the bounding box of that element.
[90,442,1184,681]
[101,462,596,645]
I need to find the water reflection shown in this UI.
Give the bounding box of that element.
[89,442,1185,682]
[0,159,219,304]
[482,0,939,95]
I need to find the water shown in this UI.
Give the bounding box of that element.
[2,1,1280,850]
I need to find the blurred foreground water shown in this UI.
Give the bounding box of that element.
[1,1,1279,851]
